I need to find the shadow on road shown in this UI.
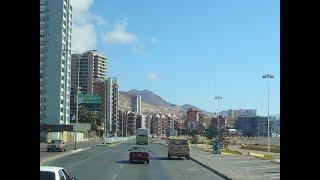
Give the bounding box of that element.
[116,160,147,164]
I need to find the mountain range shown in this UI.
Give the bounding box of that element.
[119,89,215,116]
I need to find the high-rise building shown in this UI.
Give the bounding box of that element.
[111,78,119,135]
[70,50,107,117]
[127,112,137,135]
[131,95,142,114]
[93,80,107,133]
[228,109,239,119]
[40,0,73,125]
[93,78,119,136]
[186,109,200,131]
[234,116,271,137]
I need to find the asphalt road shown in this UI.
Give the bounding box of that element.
[42,139,224,180]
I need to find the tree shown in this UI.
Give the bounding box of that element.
[205,125,218,139]
[190,134,199,144]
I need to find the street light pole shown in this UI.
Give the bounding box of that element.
[263,74,274,155]
[214,96,222,130]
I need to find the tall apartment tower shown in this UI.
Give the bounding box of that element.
[70,50,107,118]
[106,77,119,136]
[40,0,73,125]
[131,95,142,114]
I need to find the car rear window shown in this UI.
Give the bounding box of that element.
[170,140,188,145]
[40,171,55,180]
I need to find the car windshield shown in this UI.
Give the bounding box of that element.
[131,146,148,151]
[40,171,55,180]
[51,140,61,143]
[171,140,188,145]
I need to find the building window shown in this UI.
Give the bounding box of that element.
[61,99,64,104]
[43,106,46,110]
[61,108,64,112]
[60,115,64,120]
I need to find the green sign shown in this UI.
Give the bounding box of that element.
[79,94,101,104]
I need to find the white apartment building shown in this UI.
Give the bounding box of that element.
[40,0,72,125]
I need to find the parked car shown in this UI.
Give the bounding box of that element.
[167,137,190,159]
[129,145,150,163]
[40,166,77,180]
[47,140,66,152]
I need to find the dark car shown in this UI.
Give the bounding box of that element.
[129,146,150,163]
[47,140,66,152]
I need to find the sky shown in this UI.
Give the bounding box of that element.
[70,0,280,116]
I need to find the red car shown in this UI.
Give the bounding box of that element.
[129,146,150,164]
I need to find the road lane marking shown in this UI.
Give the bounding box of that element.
[119,165,124,169]
[40,147,91,165]
[264,174,280,177]
[245,166,279,170]
[112,174,118,180]
[69,150,106,167]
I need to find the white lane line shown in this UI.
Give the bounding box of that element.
[112,174,118,180]
[69,150,106,167]
[119,165,124,169]
[264,174,280,177]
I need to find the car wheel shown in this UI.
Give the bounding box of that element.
[168,154,171,159]
[186,155,190,160]
[147,160,149,164]
[47,149,50,152]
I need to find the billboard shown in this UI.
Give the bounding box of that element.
[79,93,101,104]
[79,93,101,111]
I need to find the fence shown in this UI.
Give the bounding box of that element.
[103,136,135,144]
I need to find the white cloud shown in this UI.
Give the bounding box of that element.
[72,24,97,52]
[71,0,106,52]
[103,19,137,44]
[146,72,158,81]
[150,37,159,44]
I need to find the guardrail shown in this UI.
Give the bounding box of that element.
[103,136,136,144]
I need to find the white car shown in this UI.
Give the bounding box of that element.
[40,166,77,180]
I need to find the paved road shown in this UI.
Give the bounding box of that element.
[40,140,98,159]
[42,139,224,180]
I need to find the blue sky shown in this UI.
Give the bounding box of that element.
[71,0,280,116]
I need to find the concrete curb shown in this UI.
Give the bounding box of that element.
[154,142,232,180]
[248,152,264,158]
[40,147,91,165]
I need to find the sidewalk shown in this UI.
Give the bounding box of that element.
[155,140,280,180]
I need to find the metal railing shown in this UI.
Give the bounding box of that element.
[103,136,135,144]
